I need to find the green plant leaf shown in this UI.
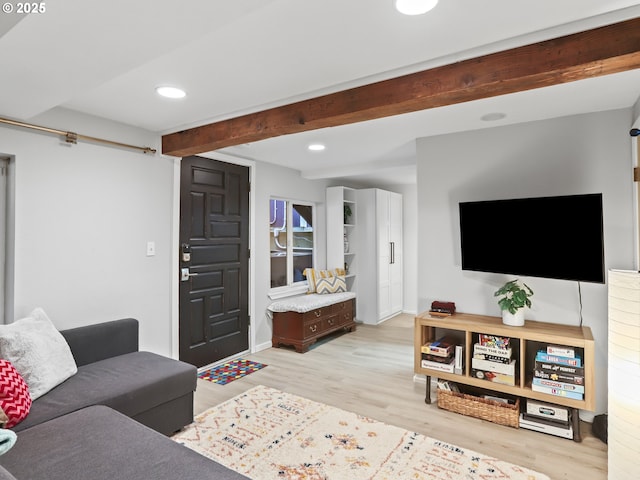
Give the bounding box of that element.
[495,279,533,313]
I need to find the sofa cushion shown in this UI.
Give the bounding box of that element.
[0,405,248,480]
[0,361,31,429]
[0,429,16,457]
[13,351,196,432]
[0,308,77,400]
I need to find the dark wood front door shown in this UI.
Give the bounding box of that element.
[179,156,249,367]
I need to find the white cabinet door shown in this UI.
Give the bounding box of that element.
[389,191,403,313]
[377,189,392,320]
[355,188,403,324]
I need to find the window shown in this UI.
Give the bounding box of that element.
[269,199,314,288]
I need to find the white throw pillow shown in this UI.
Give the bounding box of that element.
[0,308,77,400]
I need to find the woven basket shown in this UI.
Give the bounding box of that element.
[437,388,520,428]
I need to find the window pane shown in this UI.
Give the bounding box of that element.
[293,204,313,282]
[270,199,288,287]
[269,199,314,288]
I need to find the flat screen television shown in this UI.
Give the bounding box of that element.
[459,193,605,283]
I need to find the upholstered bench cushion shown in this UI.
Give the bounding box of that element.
[268,291,356,313]
[13,351,196,432]
[0,405,248,480]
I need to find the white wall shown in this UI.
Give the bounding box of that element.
[416,108,636,416]
[0,107,338,357]
[395,184,418,314]
[0,108,175,355]
[252,161,331,349]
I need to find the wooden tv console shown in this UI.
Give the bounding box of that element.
[414,311,595,441]
[272,298,356,353]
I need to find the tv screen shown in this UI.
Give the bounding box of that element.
[459,193,604,283]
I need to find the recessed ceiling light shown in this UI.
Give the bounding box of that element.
[395,0,438,15]
[156,86,187,99]
[308,143,326,152]
[481,112,507,122]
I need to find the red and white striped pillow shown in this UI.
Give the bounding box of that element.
[0,359,32,428]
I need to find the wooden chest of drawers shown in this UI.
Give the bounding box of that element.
[272,298,356,353]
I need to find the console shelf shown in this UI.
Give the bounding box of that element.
[414,311,595,440]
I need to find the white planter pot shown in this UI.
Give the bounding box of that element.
[502,309,525,326]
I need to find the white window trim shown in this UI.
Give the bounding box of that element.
[268,283,309,300]
[269,198,315,298]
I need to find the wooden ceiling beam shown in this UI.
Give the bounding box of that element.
[162,17,640,157]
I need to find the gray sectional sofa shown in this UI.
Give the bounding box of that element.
[0,318,248,480]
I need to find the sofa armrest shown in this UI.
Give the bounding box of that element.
[60,319,139,367]
[0,465,17,480]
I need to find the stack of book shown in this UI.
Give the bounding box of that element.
[420,336,456,373]
[471,334,516,386]
[532,345,584,400]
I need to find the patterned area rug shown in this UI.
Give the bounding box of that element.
[197,359,267,385]
[173,385,549,480]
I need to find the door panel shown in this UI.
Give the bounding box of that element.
[389,192,403,313]
[179,156,249,368]
[376,190,392,319]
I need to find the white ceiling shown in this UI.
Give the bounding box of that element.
[2,0,640,185]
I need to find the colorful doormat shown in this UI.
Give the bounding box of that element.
[173,385,550,480]
[197,359,267,385]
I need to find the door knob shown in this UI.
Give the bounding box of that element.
[181,268,198,281]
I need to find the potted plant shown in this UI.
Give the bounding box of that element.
[494,279,533,326]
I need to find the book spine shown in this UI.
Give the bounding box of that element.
[535,352,582,367]
[478,334,510,349]
[473,353,511,364]
[471,358,516,375]
[471,368,516,386]
[473,343,512,359]
[546,345,576,358]
[531,384,584,400]
[532,378,585,394]
[421,359,455,373]
[421,342,454,357]
[422,353,454,364]
[533,368,584,385]
[535,361,584,377]
[436,380,451,391]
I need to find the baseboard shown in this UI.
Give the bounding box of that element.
[413,374,436,386]
[254,341,272,353]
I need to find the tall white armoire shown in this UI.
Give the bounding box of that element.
[356,188,403,324]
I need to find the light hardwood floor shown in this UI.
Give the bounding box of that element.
[193,313,607,479]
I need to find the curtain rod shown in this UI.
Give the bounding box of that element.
[0,116,157,154]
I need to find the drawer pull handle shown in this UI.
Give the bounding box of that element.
[328,319,334,325]
[310,325,317,333]
[344,314,349,320]
[314,310,321,317]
